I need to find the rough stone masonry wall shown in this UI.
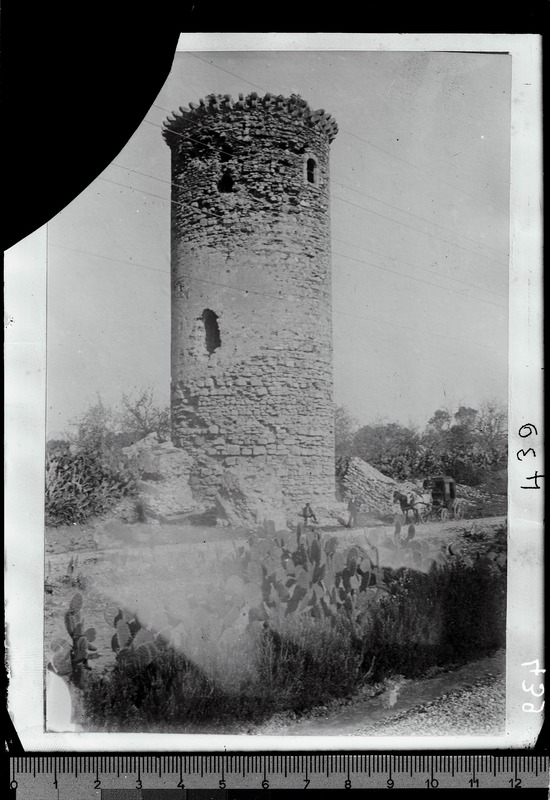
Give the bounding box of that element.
[336,456,398,515]
[163,93,338,508]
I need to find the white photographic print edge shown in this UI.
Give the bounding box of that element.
[5,32,543,751]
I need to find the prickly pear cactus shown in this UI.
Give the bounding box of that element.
[49,592,98,687]
[105,605,161,668]
[98,520,453,676]
[223,522,397,638]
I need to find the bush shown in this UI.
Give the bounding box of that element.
[81,615,364,731]
[45,446,138,526]
[341,401,507,487]
[77,525,506,731]
[82,649,217,731]
[45,391,172,525]
[362,558,506,681]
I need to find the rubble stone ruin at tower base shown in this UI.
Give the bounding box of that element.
[163,91,340,517]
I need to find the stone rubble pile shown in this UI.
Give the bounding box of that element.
[455,484,488,501]
[213,462,289,531]
[122,433,203,521]
[336,456,398,516]
[456,483,507,516]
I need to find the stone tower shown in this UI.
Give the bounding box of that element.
[163,92,338,507]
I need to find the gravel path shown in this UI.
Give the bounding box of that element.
[244,650,506,738]
[351,672,505,737]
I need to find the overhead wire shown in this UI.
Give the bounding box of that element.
[329,179,508,259]
[330,191,508,268]
[108,148,507,298]
[152,101,509,260]
[142,115,509,268]
[338,127,508,214]
[181,52,509,216]
[108,140,509,298]
[331,249,507,311]
[330,235,507,300]
[100,165,507,311]
[47,241,506,355]
[109,151,510,288]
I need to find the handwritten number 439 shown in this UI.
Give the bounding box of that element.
[517,424,544,489]
[521,660,545,713]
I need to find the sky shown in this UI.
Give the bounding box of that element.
[44,40,512,438]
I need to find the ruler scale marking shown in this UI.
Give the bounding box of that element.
[8,754,550,793]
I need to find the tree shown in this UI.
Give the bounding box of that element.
[427,408,452,432]
[476,399,508,471]
[70,395,119,453]
[423,405,479,455]
[334,404,359,459]
[119,388,171,443]
[352,421,420,479]
[353,421,419,463]
[419,401,508,485]
[476,400,508,448]
[453,405,479,431]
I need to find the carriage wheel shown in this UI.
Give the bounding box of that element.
[440,508,449,522]
[454,501,464,520]
[419,504,432,524]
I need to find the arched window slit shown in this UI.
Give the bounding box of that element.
[306,158,318,184]
[200,309,221,354]
[218,170,234,193]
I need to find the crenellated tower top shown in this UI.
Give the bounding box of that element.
[162,92,338,148]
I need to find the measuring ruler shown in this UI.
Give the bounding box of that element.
[8,755,550,794]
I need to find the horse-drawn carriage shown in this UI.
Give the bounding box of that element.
[394,476,466,523]
[422,476,466,521]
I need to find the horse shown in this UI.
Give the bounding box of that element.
[393,489,433,523]
[408,490,433,523]
[393,490,416,522]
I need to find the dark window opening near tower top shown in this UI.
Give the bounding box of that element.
[201,309,221,354]
[218,169,234,193]
[306,158,318,185]
[220,142,233,163]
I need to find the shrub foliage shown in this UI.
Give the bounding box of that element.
[45,446,138,525]
[45,393,167,525]
[337,400,508,485]
[78,523,506,731]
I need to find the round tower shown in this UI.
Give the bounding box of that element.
[163,92,338,507]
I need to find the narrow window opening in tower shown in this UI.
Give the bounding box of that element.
[306,158,318,184]
[220,142,233,163]
[218,170,234,193]
[201,309,221,354]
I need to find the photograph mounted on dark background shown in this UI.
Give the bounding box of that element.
[5,33,543,751]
